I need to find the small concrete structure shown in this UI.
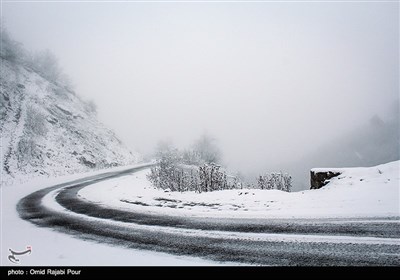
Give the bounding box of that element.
[310,170,341,189]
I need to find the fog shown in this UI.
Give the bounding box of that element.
[3,2,399,190]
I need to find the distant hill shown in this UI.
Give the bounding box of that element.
[287,114,399,191]
[0,56,140,185]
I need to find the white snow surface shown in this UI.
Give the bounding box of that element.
[79,161,400,219]
[0,164,218,266]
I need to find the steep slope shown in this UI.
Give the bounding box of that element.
[0,58,140,185]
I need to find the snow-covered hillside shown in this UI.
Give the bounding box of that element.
[0,57,140,185]
[79,161,399,219]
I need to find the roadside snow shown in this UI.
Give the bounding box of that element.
[0,164,218,266]
[43,187,400,246]
[79,161,400,219]
[2,161,398,266]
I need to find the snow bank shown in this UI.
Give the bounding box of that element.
[79,161,399,219]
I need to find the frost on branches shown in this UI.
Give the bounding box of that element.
[148,137,292,193]
[147,161,235,193]
[257,173,292,192]
[147,146,237,193]
[147,148,292,193]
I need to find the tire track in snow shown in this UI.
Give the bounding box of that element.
[17,165,400,266]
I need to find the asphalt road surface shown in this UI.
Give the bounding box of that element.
[17,165,400,266]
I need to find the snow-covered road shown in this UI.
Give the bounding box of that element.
[2,164,217,266]
[15,164,400,266]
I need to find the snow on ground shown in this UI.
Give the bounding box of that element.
[79,161,400,219]
[2,161,398,266]
[43,187,400,246]
[0,164,218,266]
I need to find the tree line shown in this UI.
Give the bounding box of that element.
[1,27,96,113]
[147,135,292,193]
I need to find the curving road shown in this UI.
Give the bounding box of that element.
[17,165,400,266]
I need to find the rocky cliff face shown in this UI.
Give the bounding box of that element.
[0,58,140,185]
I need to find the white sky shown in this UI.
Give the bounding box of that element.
[2,1,399,177]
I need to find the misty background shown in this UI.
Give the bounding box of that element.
[3,1,399,190]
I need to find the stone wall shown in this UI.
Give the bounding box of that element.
[310,170,341,189]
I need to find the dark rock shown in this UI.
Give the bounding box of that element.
[46,117,58,124]
[310,170,341,189]
[55,105,73,116]
[79,156,96,168]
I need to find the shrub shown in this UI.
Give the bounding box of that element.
[257,172,292,192]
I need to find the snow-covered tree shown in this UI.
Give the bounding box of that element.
[1,27,74,91]
[0,28,26,63]
[147,143,181,191]
[147,137,292,193]
[32,50,61,83]
[283,174,292,192]
[198,163,227,192]
[257,175,266,190]
[193,134,222,164]
[182,149,202,165]
[256,172,292,192]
